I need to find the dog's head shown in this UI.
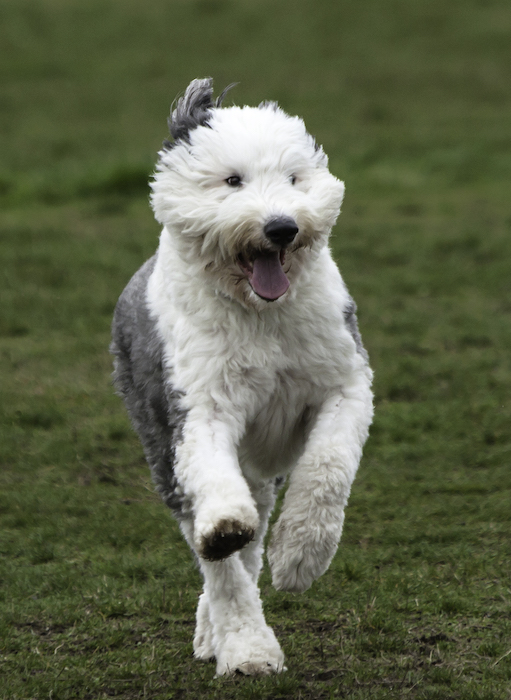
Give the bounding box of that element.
[151,78,345,308]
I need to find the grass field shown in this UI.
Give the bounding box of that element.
[1,0,511,698]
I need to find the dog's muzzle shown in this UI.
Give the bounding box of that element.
[237,217,298,302]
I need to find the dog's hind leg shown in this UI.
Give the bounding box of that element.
[186,481,277,667]
[182,518,284,675]
[182,497,282,673]
[193,589,215,661]
[199,553,284,676]
[238,479,277,582]
[179,521,215,663]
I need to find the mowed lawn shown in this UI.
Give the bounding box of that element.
[1,1,510,698]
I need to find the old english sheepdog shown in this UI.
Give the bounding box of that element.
[111,78,373,676]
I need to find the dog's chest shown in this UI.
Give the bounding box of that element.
[228,324,349,476]
[238,363,323,476]
[166,294,354,473]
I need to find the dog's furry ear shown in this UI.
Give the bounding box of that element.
[168,78,214,144]
[165,78,237,148]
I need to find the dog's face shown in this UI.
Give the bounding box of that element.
[151,79,345,308]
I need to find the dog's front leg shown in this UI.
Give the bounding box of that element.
[175,409,259,561]
[268,371,373,593]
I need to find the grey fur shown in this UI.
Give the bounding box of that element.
[163,78,237,149]
[258,100,280,111]
[343,297,369,362]
[110,257,188,516]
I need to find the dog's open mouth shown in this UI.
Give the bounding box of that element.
[237,249,289,301]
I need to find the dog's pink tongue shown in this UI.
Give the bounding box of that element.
[251,252,289,301]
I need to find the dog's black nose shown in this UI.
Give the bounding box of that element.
[264,217,299,247]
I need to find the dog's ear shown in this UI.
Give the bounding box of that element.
[167,78,215,145]
[165,78,237,148]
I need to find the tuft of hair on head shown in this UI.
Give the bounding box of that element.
[258,100,280,112]
[164,78,238,149]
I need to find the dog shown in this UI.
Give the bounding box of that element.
[111,78,373,676]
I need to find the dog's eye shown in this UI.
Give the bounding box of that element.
[225,175,242,188]
[290,175,297,185]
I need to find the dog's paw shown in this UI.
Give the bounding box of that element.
[194,628,215,661]
[194,501,259,561]
[268,513,342,593]
[194,638,215,661]
[199,519,255,561]
[215,626,285,677]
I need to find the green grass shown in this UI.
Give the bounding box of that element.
[1,0,511,698]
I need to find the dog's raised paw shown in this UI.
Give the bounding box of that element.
[199,519,255,561]
[268,513,341,593]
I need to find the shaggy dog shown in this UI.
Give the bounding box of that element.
[111,78,373,676]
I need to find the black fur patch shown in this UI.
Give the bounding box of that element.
[200,520,255,562]
[163,78,237,150]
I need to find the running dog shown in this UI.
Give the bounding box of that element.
[111,78,373,676]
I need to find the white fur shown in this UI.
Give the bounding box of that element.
[145,97,373,675]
